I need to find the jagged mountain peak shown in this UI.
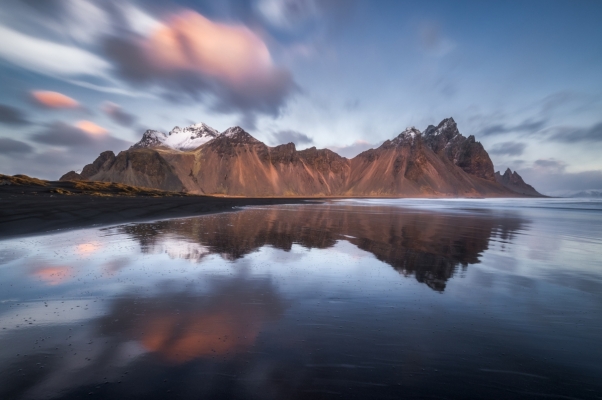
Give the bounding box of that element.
[423,117,459,140]
[391,127,422,145]
[169,123,219,138]
[421,117,495,182]
[495,168,542,196]
[130,129,167,150]
[497,168,524,183]
[401,126,422,138]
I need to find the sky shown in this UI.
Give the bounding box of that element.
[0,0,600,195]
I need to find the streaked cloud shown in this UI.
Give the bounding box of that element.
[0,104,29,125]
[254,0,351,33]
[256,0,320,30]
[31,91,79,109]
[0,138,33,154]
[330,139,382,158]
[31,121,129,149]
[534,158,566,173]
[0,24,109,77]
[481,119,547,136]
[548,121,602,143]
[118,2,164,36]
[270,129,314,146]
[489,141,527,156]
[518,161,602,195]
[102,102,137,127]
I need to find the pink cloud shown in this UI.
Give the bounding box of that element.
[146,11,274,87]
[31,91,79,108]
[75,120,107,135]
[104,9,295,116]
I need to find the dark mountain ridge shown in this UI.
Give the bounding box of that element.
[61,117,541,197]
[495,168,542,196]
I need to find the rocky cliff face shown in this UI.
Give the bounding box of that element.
[185,127,351,196]
[423,117,496,181]
[61,149,184,192]
[495,168,542,196]
[60,119,541,197]
[345,127,507,196]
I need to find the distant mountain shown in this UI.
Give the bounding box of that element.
[571,190,602,198]
[494,168,542,197]
[550,189,602,199]
[60,118,543,197]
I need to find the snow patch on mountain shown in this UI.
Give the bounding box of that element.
[164,123,220,150]
[130,123,220,151]
[130,129,168,150]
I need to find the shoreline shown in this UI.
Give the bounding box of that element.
[0,194,317,240]
[0,173,545,240]
[0,192,547,240]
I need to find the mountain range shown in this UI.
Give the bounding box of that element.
[60,117,542,197]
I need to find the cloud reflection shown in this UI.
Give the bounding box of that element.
[30,266,74,286]
[98,277,286,364]
[0,276,286,398]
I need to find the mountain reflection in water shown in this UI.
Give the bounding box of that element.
[113,204,526,291]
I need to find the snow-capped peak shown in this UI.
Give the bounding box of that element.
[130,129,167,150]
[165,123,220,149]
[222,126,244,137]
[438,117,455,133]
[392,127,421,145]
[423,117,458,139]
[403,126,421,138]
[130,123,220,151]
[219,126,260,143]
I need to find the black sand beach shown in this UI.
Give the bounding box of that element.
[0,195,315,239]
[0,175,314,238]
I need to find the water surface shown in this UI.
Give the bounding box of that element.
[1,199,601,399]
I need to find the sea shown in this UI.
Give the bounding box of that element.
[0,198,601,399]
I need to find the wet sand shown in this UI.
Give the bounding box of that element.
[0,192,314,239]
[1,199,600,399]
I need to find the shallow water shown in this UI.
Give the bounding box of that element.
[0,199,601,399]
